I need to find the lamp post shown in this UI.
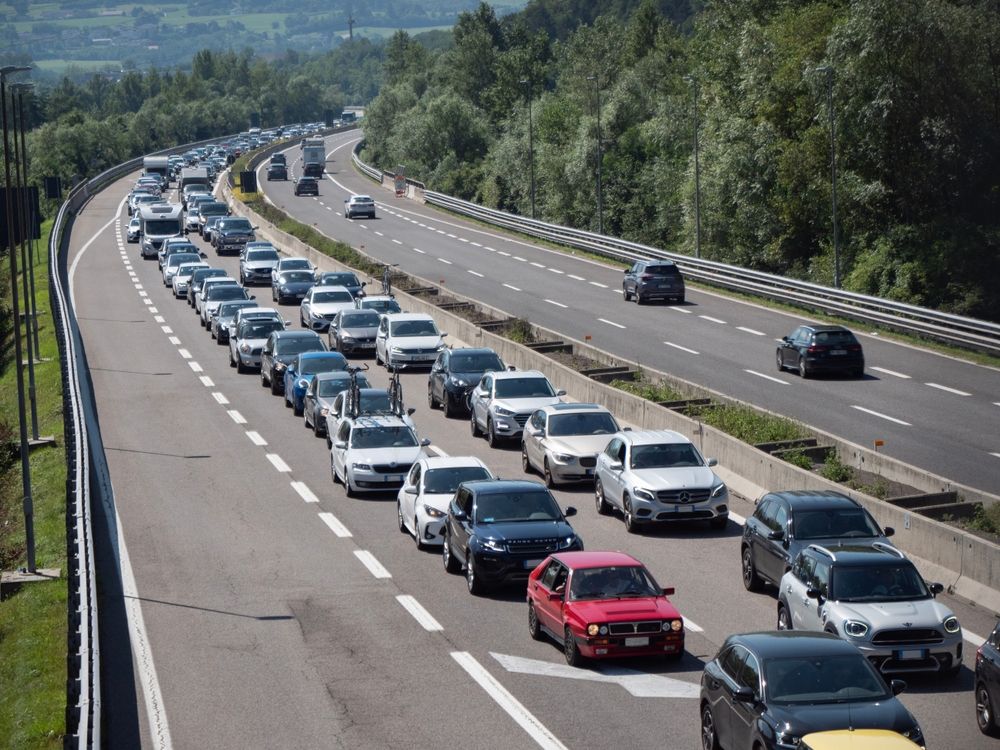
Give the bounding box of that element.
[1,64,35,573]
[815,65,841,288]
[518,78,536,220]
[685,75,702,259]
[11,83,40,357]
[586,74,604,236]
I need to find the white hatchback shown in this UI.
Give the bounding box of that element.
[396,456,493,548]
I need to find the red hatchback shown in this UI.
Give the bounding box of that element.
[526,551,685,667]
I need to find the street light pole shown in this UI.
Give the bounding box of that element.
[816,65,841,288]
[1,64,35,573]
[518,78,536,220]
[686,76,702,259]
[586,75,604,235]
[12,83,39,357]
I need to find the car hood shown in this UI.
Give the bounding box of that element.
[476,519,575,542]
[341,325,378,337]
[277,281,314,292]
[236,336,269,348]
[767,698,915,737]
[348,446,423,466]
[448,371,492,386]
[629,466,717,489]
[492,396,563,413]
[546,435,614,456]
[420,492,458,514]
[836,599,952,627]
[391,335,444,349]
[244,259,278,270]
[567,597,681,623]
[309,301,356,315]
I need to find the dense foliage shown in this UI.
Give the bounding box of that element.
[362,0,1000,321]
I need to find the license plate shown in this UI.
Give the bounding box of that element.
[585,468,593,476]
[676,504,693,511]
[897,649,925,660]
[625,637,649,647]
[524,559,543,569]
[830,349,846,355]
[359,342,375,348]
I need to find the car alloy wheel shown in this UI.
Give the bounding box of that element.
[330,457,340,484]
[700,705,720,750]
[443,531,460,573]
[543,459,557,489]
[487,418,500,448]
[594,479,611,515]
[397,501,406,533]
[427,384,437,409]
[527,603,542,641]
[470,410,481,437]
[521,444,532,474]
[742,546,763,592]
[466,552,485,595]
[413,520,425,551]
[622,287,631,301]
[270,375,281,396]
[777,603,792,630]
[798,355,810,379]
[623,496,639,534]
[977,683,999,735]
[563,627,584,667]
[775,349,784,372]
[443,394,456,418]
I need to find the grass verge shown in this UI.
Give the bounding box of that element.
[0,220,68,748]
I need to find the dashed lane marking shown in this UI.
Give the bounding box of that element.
[503,284,521,292]
[227,410,247,425]
[319,512,352,537]
[598,318,626,329]
[699,315,727,325]
[266,454,291,472]
[290,481,319,504]
[851,405,911,426]
[212,392,229,405]
[736,326,765,336]
[438,258,453,265]
[354,550,392,578]
[664,342,699,355]
[199,376,214,387]
[468,270,485,277]
[589,281,607,288]
[188,362,203,373]
[871,367,911,379]
[246,431,267,446]
[544,299,568,308]
[744,369,788,385]
[396,595,444,632]
[925,382,971,396]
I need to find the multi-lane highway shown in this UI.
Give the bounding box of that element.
[260,131,1000,498]
[64,147,999,748]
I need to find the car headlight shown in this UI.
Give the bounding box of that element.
[320,407,329,416]
[481,538,505,552]
[775,730,800,749]
[586,624,609,637]
[494,407,515,417]
[351,462,372,471]
[633,488,656,502]
[450,377,469,387]
[422,505,446,519]
[274,362,287,372]
[943,616,961,634]
[552,453,576,463]
[663,619,683,632]
[297,378,308,389]
[557,535,577,550]
[279,285,290,292]
[390,346,403,353]
[436,342,447,350]
[901,725,924,744]
[239,343,251,353]
[843,620,869,638]
[340,333,355,341]
[711,482,727,498]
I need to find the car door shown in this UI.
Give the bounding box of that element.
[799,559,830,631]
[472,375,492,430]
[624,263,638,295]
[376,317,389,362]
[755,500,790,584]
[261,334,277,377]
[534,560,568,633]
[786,555,816,630]
[708,645,750,749]
[779,326,804,368]
[598,438,627,510]
[448,487,474,564]
[729,649,763,748]
[430,350,448,403]
[304,377,318,424]
[524,410,546,470]
[400,462,422,532]
[332,421,351,480]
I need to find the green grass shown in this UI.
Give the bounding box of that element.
[609,375,684,403]
[688,403,806,445]
[0,219,68,748]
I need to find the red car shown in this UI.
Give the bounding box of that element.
[526,550,685,667]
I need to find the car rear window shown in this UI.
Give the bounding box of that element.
[811,330,857,345]
[644,264,679,276]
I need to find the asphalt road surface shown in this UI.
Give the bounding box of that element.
[64,161,1000,749]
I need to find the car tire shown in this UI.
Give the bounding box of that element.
[977,682,1000,736]
[798,355,810,379]
[543,459,557,489]
[742,545,764,592]
[270,374,281,395]
[235,356,246,374]
[331,457,340,484]
[293,401,303,417]
[676,295,685,304]
[465,552,486,595]
[563,627,584,668]
[397,501,407,533]
[443,394,457,418]
[300,312,307,328]
[428,384,438,409]
[229,350,237,368]
[853,367,864,378]
[623,495,640,534]
[443,531,461,574]
[777,603,792,630]
[594,479,611,515]
[700,705,721,750]
[635,292,645,305]
[709,515,728,530]
[344,476,356,498]
[261,367,269,388]
[521,444,533,475]
[313,417,323,439]
[527,603,543,641]
[776,350,785,372]
[470,410,482,438]
[622,287,631,301]
[486,418,500,448]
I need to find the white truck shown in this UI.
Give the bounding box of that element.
[301,138,326,178]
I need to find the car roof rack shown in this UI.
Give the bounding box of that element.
[806,544,836,561]
[870,541,905,559]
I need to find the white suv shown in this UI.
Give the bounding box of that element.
[375,313,447,370]
[521,403,619,487]
[330,415,429,497]
[469,370,565,447]
[593,429,728,532]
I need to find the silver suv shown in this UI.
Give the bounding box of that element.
[469,370,565,447]
[521,403,619,487]
[778,543,963,676]
[593,429,728,532]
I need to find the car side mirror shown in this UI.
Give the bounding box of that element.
[622,427,632,432]
[662,586,675,596]
[200,252,207,258]
[563,506,577,517]
[441,332,448,338]
[890,679,906,696]
[250,295,256,300]
[334,440,347,450]
[556,389,566,397]
[884,526,895,537]
[547,590,563,601]
[419,438,431,447]
[361,281,367,287]
[806,587,824,603]
[452,509,467,522]
[407,408,417,417]
[929,582,944,595]
[608,460,623,471]
[623,268,629,274]
[706,457,718,467]
[767,529,785,541]
[734,686,754,702]
[404,486,417,495]
[507,365,516,371]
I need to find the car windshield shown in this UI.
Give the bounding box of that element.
[494,377,555,399]
[450,353,504,372]
[350,426,418,449]
[276,337,322,355]
[177,264,205,276]
[218,302,254,317]
[282,259,312,270]
[317,374,368,397]
[222,219,252,231]
[247,249,279,262]
[280,271,313,283]
[475,490,561,523]
[145,219,180,234]
[207,286,245,301]
[300,357,347,376]
[792,509,882,540]
[423,467,491,494]
[169,254,201,268]
[239,320,283,338]
[321,274,359,286]
[548,412,617,437]
[194,270,225,282]
[166,245,197,255]
[391,320,438,337]
[340,312,379,327]
[200,203,227,216]
[313,290,353,303]
[630,443,703,469]
[831,563,929,602]
[364,300,400,313]
[764,654,890,705]
[569,566,660,601]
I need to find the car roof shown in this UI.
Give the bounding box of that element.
[803,324,852,333]
[314,371,353,382]
[311,285,351,295]
[462,479,551,495]
[724,630,853,659]
[297,351,345,361]
[539,403,609,415]
[802,542,907,567]
[350,194,373,200]
[349,414,409,428]
[801,730,921,750]
[419,455,489,471]
[551,550,643,569]
[760,490,859,510]
[491,369,547,380]
[448,347,498,356]
[384,313,434,322]
[618,429,689,446]
[274,330,322,339]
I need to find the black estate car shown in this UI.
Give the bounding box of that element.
[260,330,325,395]
[622,259,685,304]
[700,631,924,750]
[776,324,865,378]
[428,347,506,417]
[741,490,894,592]
[976,620,1000,737]
[294,176,319,196]
[442,479,580,595]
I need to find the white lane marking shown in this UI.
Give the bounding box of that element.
[396,595,444,632]
[374,231,383,236]
[160,326,172,334]
[484,246,496,252]
[672,307,693,314]
[471,242,482,247]
[319,512,352,538]
[503,284,521,292]
[392,239,402,245]
[530,262,545,268]
[188,362,203,373]
[598,318,626,329]
[664,342,699,355]
[212,392,229,405]
[684,619,704,633]
[851,405,911,426]
[459,238,470,243]
[737,326,765,336]
[965,630,986,647]
[729,511,746,525]
[290,481,319,504]
[438,258,453,265]
[468,270,485,278]
[154,315,165,323]
[614,290,624,295]
[549,268,564,275]
[545,299,568,308]
[498,251,511,257]
[134,283,143,290]
[227,410,247,424]
[700,315,727,325]
[925,382,971,396]
[354,550,392,579]
[266,454,291,472]
[871,366,911,379]
[446,233,457,239]
[455,653,569,750]
[246,431,267,446]
[744,369,788,385]
[990,452,1000,459]
[514,256,527,262]
[589,281,607,288]
[199,376,214,387]
[177,348,191,359]
[147,307,158,314]
[568,274,585,281]
[169,337,181,346]
[426,226,437,232]
[425,444,449,458]
[994,402,1000,407]
[413,248,425,254]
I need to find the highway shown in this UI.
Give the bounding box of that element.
[260,132,1000,498]
[64,153,999,748]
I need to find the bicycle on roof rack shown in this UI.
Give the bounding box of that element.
[346,363,369,419]
[387,366,405,418]
[376,263,399,296]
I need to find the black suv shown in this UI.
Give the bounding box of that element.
[428,347,506,417]
[260,330,325,395]
[294,176,319,196]
[700,631,924,750]
[442,479,581,595]
[977,620,1000,737]
[622,259,685,304]
[777,324,865,379]
[213,217,256,256]
[266,163,288,181]
[741,490,894,592]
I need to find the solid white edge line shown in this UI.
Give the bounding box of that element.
[266,453,291,472]
[850,405,911,426]
[925,382,971,396]
[291,481,319,503]
[319,512,353,538]
[354,550,392,578]
[871,366,912,380]
[245,431,267,446]
[453,652,568,750]
[396,595,444,632]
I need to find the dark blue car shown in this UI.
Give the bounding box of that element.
[283,351,348,415]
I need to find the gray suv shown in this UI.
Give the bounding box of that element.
[622,260,685,304]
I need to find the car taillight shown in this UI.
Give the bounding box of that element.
[807,345,828,353]
[847,344,862,351]
[640,274,656,280]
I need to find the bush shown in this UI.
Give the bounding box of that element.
[781,449,814,470]
[501,318,535,344]
[690,404,805,445]
[610,377,684,403]
[968,503,1000,536]
[819,452,854,483]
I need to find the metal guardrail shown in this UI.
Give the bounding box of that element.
[352,143,1000,355]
